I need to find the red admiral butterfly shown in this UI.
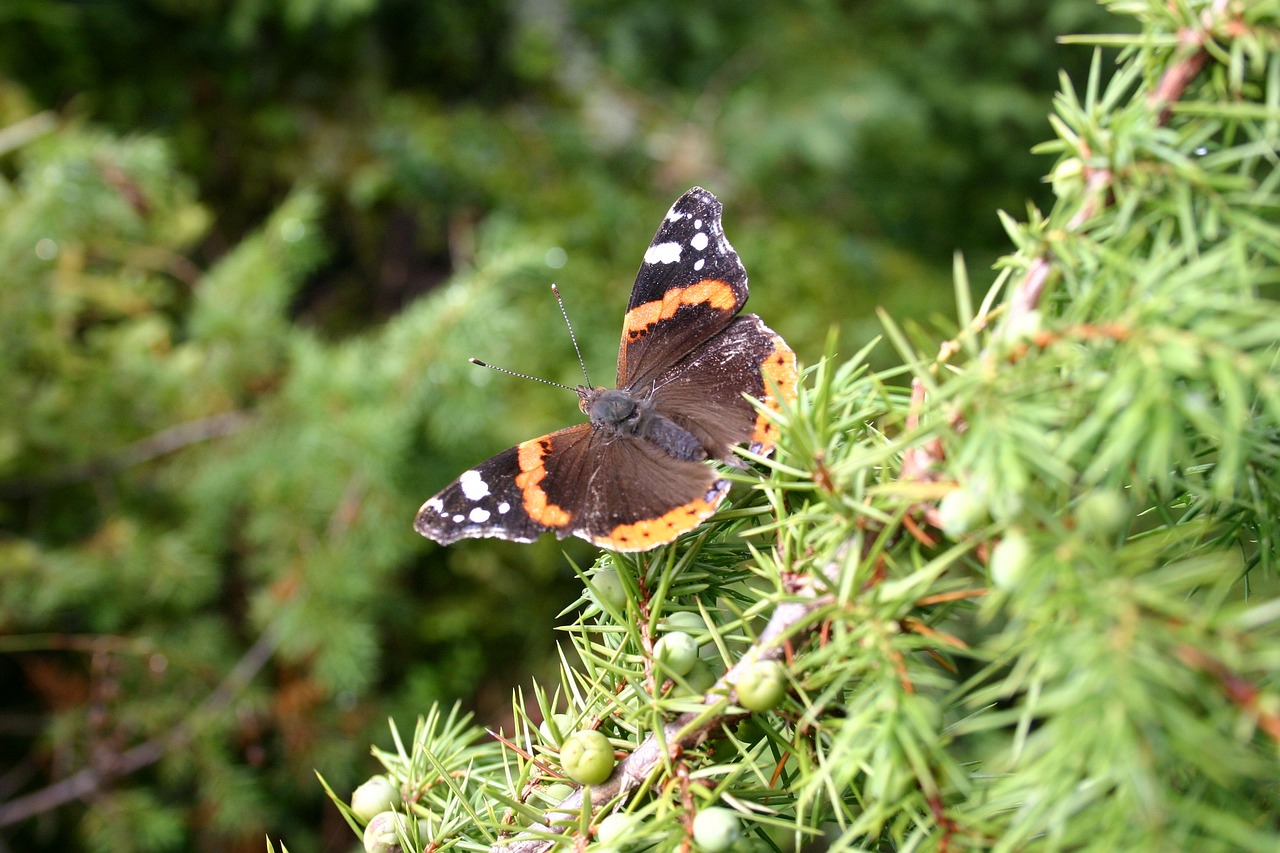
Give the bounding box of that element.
[414,187,797,552]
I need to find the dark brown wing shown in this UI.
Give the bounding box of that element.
[414,442,557,546]
[641,314,797,462]
[415,420,732,552]
[519,425,731,552]
[616,187,749,389]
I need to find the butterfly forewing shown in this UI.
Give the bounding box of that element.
[414,445,548,545]
[616,188,749,389]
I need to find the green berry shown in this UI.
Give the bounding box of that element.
[1051,156,1085,198]
[539,713,573,745]
[350,776,399,824]
[938,487,988,537]
[362,811,404,853]
[735,660,786,711]
[734,716,765,743]
[591,568,627,609]
[764,822,797,852]
[560,730,615,785]
[990,529,1033,590]
[692,807,741,853]
[538,782,575,806]
[735,838,774,853]
[680,658,718,694]
[662,610,706,633]
[1075,489,1128,540]
[654,631,698,676]
[596,812,632,845]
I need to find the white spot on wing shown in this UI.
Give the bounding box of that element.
[694,218,703,229]
[644,241,682,264]
[666,206,687,222]
[459,469,490,501]
[694,259,705,271]
[498,501,511,514]
[425,497,445,514]
[452,514,465,523]
[469,507,492,523]
[690,232,709,251]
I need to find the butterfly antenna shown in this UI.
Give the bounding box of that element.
[551,284,592,387]
[468,359,579,392]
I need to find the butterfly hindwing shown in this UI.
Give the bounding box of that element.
[648,314,797,462]
[544,435,731,552]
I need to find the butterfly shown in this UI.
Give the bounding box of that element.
[414,187,796,552]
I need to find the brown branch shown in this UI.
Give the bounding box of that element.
[900,379,946,484]
[1175,644,1280,744]
[1150,27,1210,125]
[0,411,252,499]
[0,623,280,828]
[0,111,57,158]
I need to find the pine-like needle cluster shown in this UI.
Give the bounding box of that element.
[338,4,1280,852]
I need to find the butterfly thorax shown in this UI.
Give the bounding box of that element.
[578,386,708,463]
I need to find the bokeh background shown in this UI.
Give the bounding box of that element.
[0,1,1116,849]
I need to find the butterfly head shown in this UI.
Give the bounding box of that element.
[579,386,640,429]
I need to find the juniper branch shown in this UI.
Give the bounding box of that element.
[906,3,1228,488]
[496,549,847,853]
[1013,4,1225,320]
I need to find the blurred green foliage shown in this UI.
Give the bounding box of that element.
[0,0,1113,849]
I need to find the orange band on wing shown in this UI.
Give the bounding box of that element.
[750,335,798,451]
[590,481,730,552]
[516,438,573,527]
[624,280,738,339]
